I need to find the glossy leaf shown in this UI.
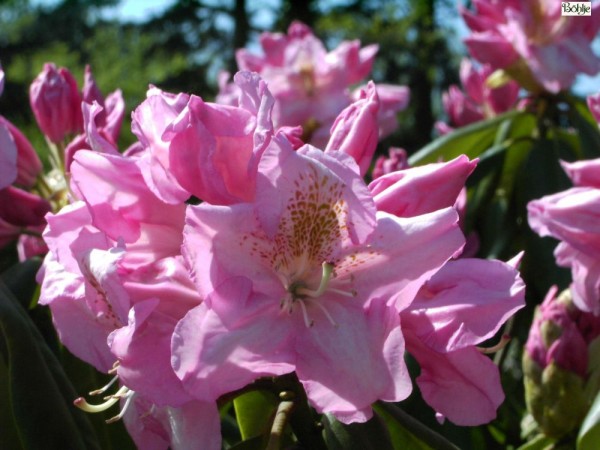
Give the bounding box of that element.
[322,412,395,450]
[0,280,101,450]
[578,391,600,450]
[233,390,278,441]
[409,110,522,165]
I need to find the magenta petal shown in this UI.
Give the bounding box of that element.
[296,300,411,424]
[406,330,504,426]
[0,122,17,189]
[0,186,50,228]
[0,121,17,189]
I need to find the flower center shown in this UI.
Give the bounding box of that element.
[279,261,356,328]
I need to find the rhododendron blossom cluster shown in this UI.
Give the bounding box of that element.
[21,58,526,447]
[19,11,600,447]
[462,0,600,93]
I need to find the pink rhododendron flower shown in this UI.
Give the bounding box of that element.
[436,58,520,133]
[402,255,525,425]
[217,21,409,147]
[172,135,465,423]
[528,157,600,315]
[462,0,600,93]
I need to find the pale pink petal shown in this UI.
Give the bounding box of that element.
[560,158,600,188]
[403,257,525,352]
[124,396,221,450]
[172,278,295,400]
[325,83,379,176]
[296,300,411,424]
[406,330,504,426]
[70,150,186,249]
[369,155,477,218]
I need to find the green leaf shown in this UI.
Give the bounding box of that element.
[0,258,42,309]
[409,110,523,166]
[517,433,556,450]
[578,391,600,450]
[568,99,600,159]
[322,412,395,450]
[233,389,278,441]
[374,403,432,450]
[0,280,101,450]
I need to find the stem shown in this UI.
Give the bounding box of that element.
[375,401,461,450]
[265,393,295,450]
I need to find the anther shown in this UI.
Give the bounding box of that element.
[89,375,119,396]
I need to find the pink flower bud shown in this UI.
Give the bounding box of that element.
[523,287,600,437]
[29,63,83,144]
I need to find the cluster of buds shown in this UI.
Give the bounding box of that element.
[436,58,520,134]
[0,62,124,260]
[523,286,600,438]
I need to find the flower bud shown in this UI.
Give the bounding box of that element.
[29,63,82,144]
[523,287,600,438]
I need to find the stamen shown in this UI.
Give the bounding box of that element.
[477,334,511,354]
[298,300,314,327]
[327,288,357,298]
[89,375,119,396]
[306,298,338,327]
[296,262,334,298]
[108,360,120,375]
[105,390,135,424]
[74,386,129,413]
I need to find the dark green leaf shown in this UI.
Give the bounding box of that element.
[569,99,600,159]
[409,110,523,166]
[578,391,600,450]
[0,280,101,450]
[322,412,394,450]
